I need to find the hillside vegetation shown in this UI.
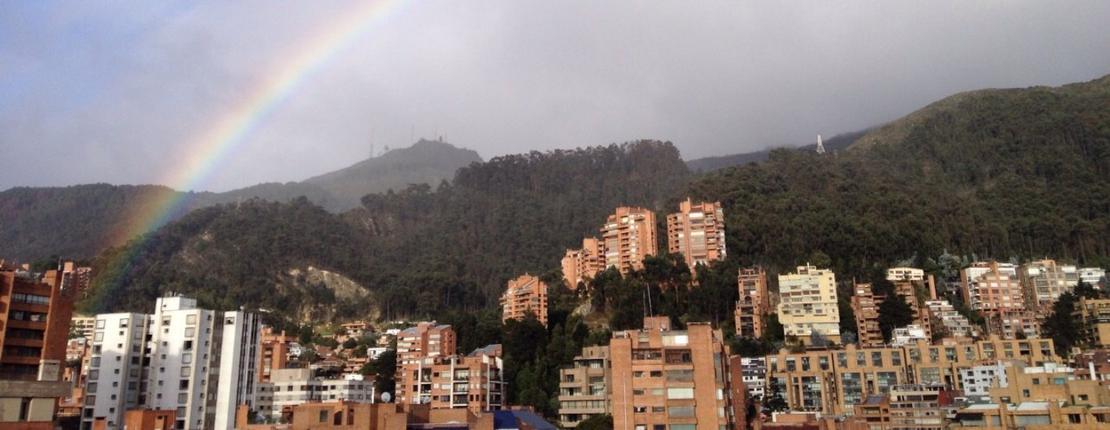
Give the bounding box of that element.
[84,141,691,319]
[0,140,481,260]
[689,74,1110,277]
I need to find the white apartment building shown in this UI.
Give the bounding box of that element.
[960,362,1010,404]
[254,368,375,420]
[891,324,929,346]
[887,267,925,282]
[739,357,767,400]
[777,265,841,345]
[81,297,260,430]
[1079,267,1106,288]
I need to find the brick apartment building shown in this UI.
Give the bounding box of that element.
[609,317,741,430]
[499,275,549,327]
[561,238,603,290]
[665,199,726,270]
[734,267,769,339]
[0,267,77,430]
[601,207,658,275]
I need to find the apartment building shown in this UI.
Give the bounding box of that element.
[767,345,910,415]
[665,199,726,270]
[601,207,658,274]
[984,309,1041,340]
[923,300,976,340]
[255,369,374,420]
[1075,298,1110,347]
[557,346,610,428]
[960,362,1010,404]
[1020,259,1079,310]
[961,262,1024,314]
[0,268,78,430]
[561,238,603,289]
[80,296,260,430]
[71,316,97,341]
[852,384,955,430]
[427,348,504,413]
[888,268,933,340]
[609,318,740,430]
[734,267,769,339]
[499,274,549,327]
[951,362,1110,429]
[738,357,767,401]
[1079,267,1106,288]
[891,325,928,347]
[395,323,456,406]
[763,336,1060,416]
[851,283,885,348]
[777,265,841,345]
[258,327,293,383]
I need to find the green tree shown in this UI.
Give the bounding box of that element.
[575,414,613,430]
[878,294,914,342]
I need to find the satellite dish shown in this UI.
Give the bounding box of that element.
[381,392,392,403]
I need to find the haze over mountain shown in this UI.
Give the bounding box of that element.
[0,139,481,260]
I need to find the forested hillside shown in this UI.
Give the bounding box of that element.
[689,74,1110,279]
[0,184,191,261]
[83,141,691,319]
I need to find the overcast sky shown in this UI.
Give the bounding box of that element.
[2,1,1109,192]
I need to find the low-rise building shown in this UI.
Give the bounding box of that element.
[256,368,375,420]
[557,346,609,428]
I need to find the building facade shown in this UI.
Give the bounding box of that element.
[80,297,260,430]
[499,274,549,327]
[395,323,456,406]
[1020,259,1079,310]
[601,207,658,274]
[961,262,1024,314]
[561,238,603,290]
[0,268,78,430]
[735,267,769,339]
[258,327,293,384]
[665,199,726,270]
[777,265,841,345]
[557,346,610,428]
[609,319,740,430]
[851,283,885,348]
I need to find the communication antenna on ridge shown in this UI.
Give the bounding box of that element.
[816,134,826,154]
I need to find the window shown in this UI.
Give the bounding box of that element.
[186,315,197,325]
[666,388,694,399]
[96,320,106,329]
[668,406,695,418]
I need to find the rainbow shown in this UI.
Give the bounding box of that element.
[101,1,403,283]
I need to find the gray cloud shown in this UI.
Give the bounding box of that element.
[2,0,1109,191]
